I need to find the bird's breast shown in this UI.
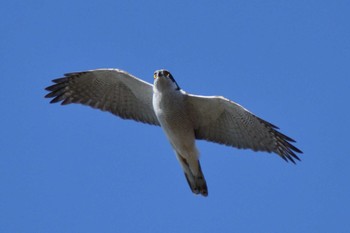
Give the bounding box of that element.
[152,91,193,132]
[152,91,196,151]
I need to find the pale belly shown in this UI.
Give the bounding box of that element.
[153,92,197,156]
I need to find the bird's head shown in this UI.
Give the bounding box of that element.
[153,69,180,91]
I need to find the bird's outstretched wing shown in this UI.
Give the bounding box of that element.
[45,69,160,126]
[186,94,302,163]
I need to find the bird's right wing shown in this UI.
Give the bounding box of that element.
[45,69,160,126]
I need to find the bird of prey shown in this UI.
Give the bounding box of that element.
[45,68,302,197]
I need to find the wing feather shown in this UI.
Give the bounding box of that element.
[186,94,302,163]
[45,69,160,126]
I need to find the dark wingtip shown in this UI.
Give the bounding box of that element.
[45,76,69,104]
[280,146,302,164]
[49,95,64,104]
[270,126,303,164]
[284,154,296,164]
[44,92,51,98]
[293,147,303,154]
[289,158,297,165]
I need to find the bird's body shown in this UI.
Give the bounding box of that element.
[45,68,302,197]
[153,70,207,195]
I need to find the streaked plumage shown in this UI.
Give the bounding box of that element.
[45,68,302,196]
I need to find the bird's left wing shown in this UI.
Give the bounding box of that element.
[185,94,302,163]
[45,69,160,126]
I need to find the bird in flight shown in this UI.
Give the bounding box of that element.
[45,68,302,197]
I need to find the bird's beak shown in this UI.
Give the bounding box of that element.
[153,74,157,79]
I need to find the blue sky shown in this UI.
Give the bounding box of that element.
[1,0,349,232]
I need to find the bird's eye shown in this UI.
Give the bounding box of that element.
[164,70,170,77]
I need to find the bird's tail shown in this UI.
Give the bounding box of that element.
[177,154,208,197]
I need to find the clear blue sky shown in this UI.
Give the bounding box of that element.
[1,0,349,232]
